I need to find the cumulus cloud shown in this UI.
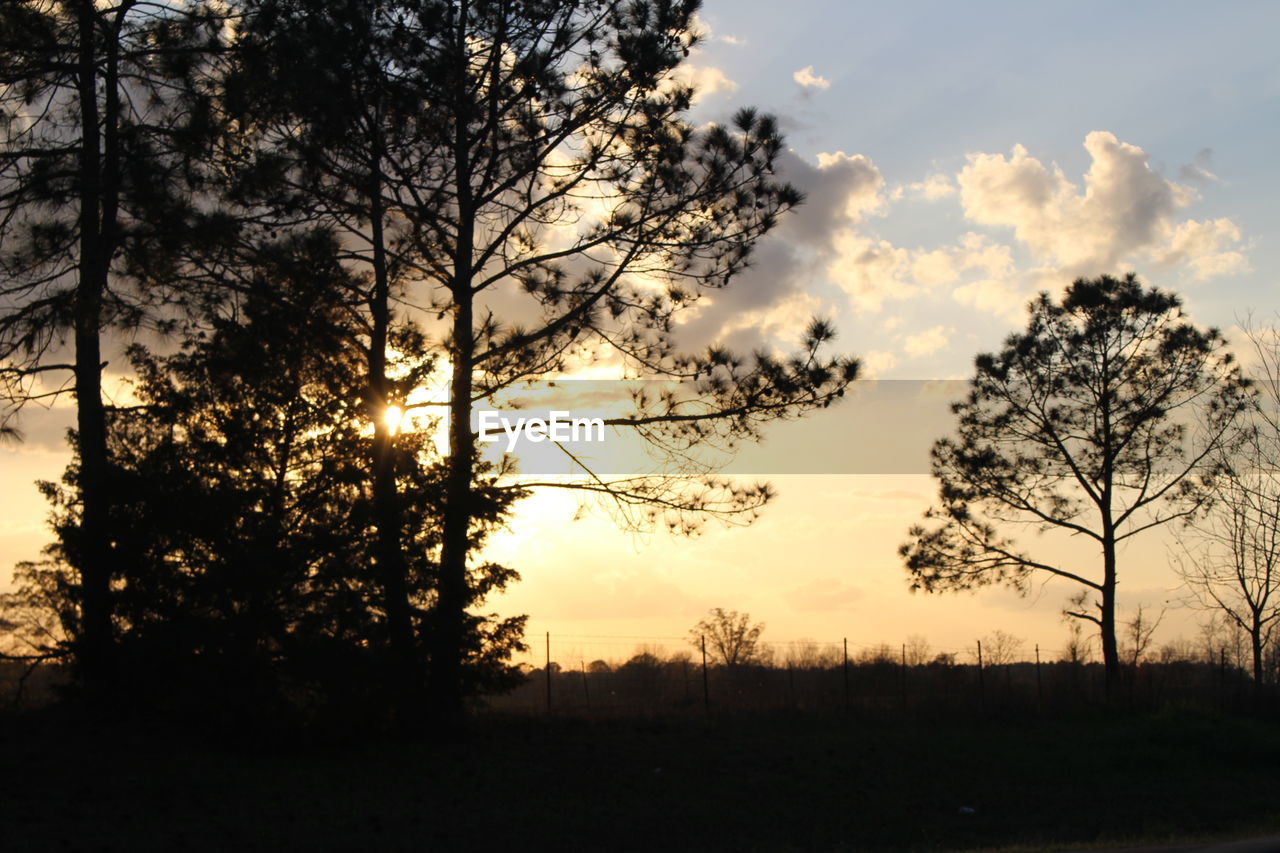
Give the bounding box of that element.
[911,249,960,286]
[908,173,957,200]
[922,234,1025,320]
[813,151,887,221]
[955,232,1017,277]
[816,133,1247,324]
[953,277,1028,322]
[826,225,1020,315]
[1152,218,1249,279]
[861,350,899,377]
[957,131,1246,282]
[669,64,738,104]
[713,290,828,353]
[827,232,914,312]
[674,147,888,347]
[793,65,831,90]
[904,326,951,357]
[679,131,1248,351]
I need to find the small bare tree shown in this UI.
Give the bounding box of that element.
[1121,604,1166,667]
[1062,616,1094,664]
[904,634,931,667]
[1175,319,1280,685]
[1198,614,1226,665]
[785,639,840,669]
[982,630,1024,666]
[689,608,765,668]
[859,644,896,666]
[1156,639,1197,665]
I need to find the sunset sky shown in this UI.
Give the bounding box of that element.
[4,1,1279,666]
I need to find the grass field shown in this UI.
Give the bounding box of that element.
[2,705,1278,851]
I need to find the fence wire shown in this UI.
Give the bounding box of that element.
[486,629,1275,716]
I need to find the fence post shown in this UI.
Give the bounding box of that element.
[581,659,590,711]
[900,643,907,712]
[701,634,710,713]
[977,639,985,712]
[843,637,850,713]
[1035,644,1043,713]
[545,631,552,713]
[1220,646,1227,710]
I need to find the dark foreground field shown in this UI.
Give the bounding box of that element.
[2,706,1278,852]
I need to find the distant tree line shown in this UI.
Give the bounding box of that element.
[493,618,1279,717]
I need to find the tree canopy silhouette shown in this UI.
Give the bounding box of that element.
[229,0,856,717]
[900,273,1250,692]
[4,231,527,714]
[2,0,857,720]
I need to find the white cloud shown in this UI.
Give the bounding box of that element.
[952,278,1028,322]
[828,222,1023,316]
[957,131,1246,282]
[861,350,899,377]
[814,151,886,221]
[670,64,738,103]
[911,249,960,286]
[904,325,952,357]
[720,34,745,46]
[673,149,887,347]
[1188,252,1249,280]
[682,131,1250,341]
[908,173,957,200]
[827,232,914,312]
[955,232,1016,278]
[1153,218,1249,280]
[715,290,827,351]
[793,66,831,90]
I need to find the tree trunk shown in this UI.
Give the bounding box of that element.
[431,292,474,720]
[1251,613,1264,700]
[366,159,419,715]
[72,0,113,697]
[429,15,478,721]
[1100,538,1120,698]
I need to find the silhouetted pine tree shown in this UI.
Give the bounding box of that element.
[6,230,526,717]
[901,273,1250,694]
[0,0,231,696]
[230,0,857,719]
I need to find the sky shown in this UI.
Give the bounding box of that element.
[3,1,1279,667]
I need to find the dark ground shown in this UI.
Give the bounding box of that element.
[2,705,1278,852]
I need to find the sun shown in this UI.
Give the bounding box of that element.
[383,405,404,435]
